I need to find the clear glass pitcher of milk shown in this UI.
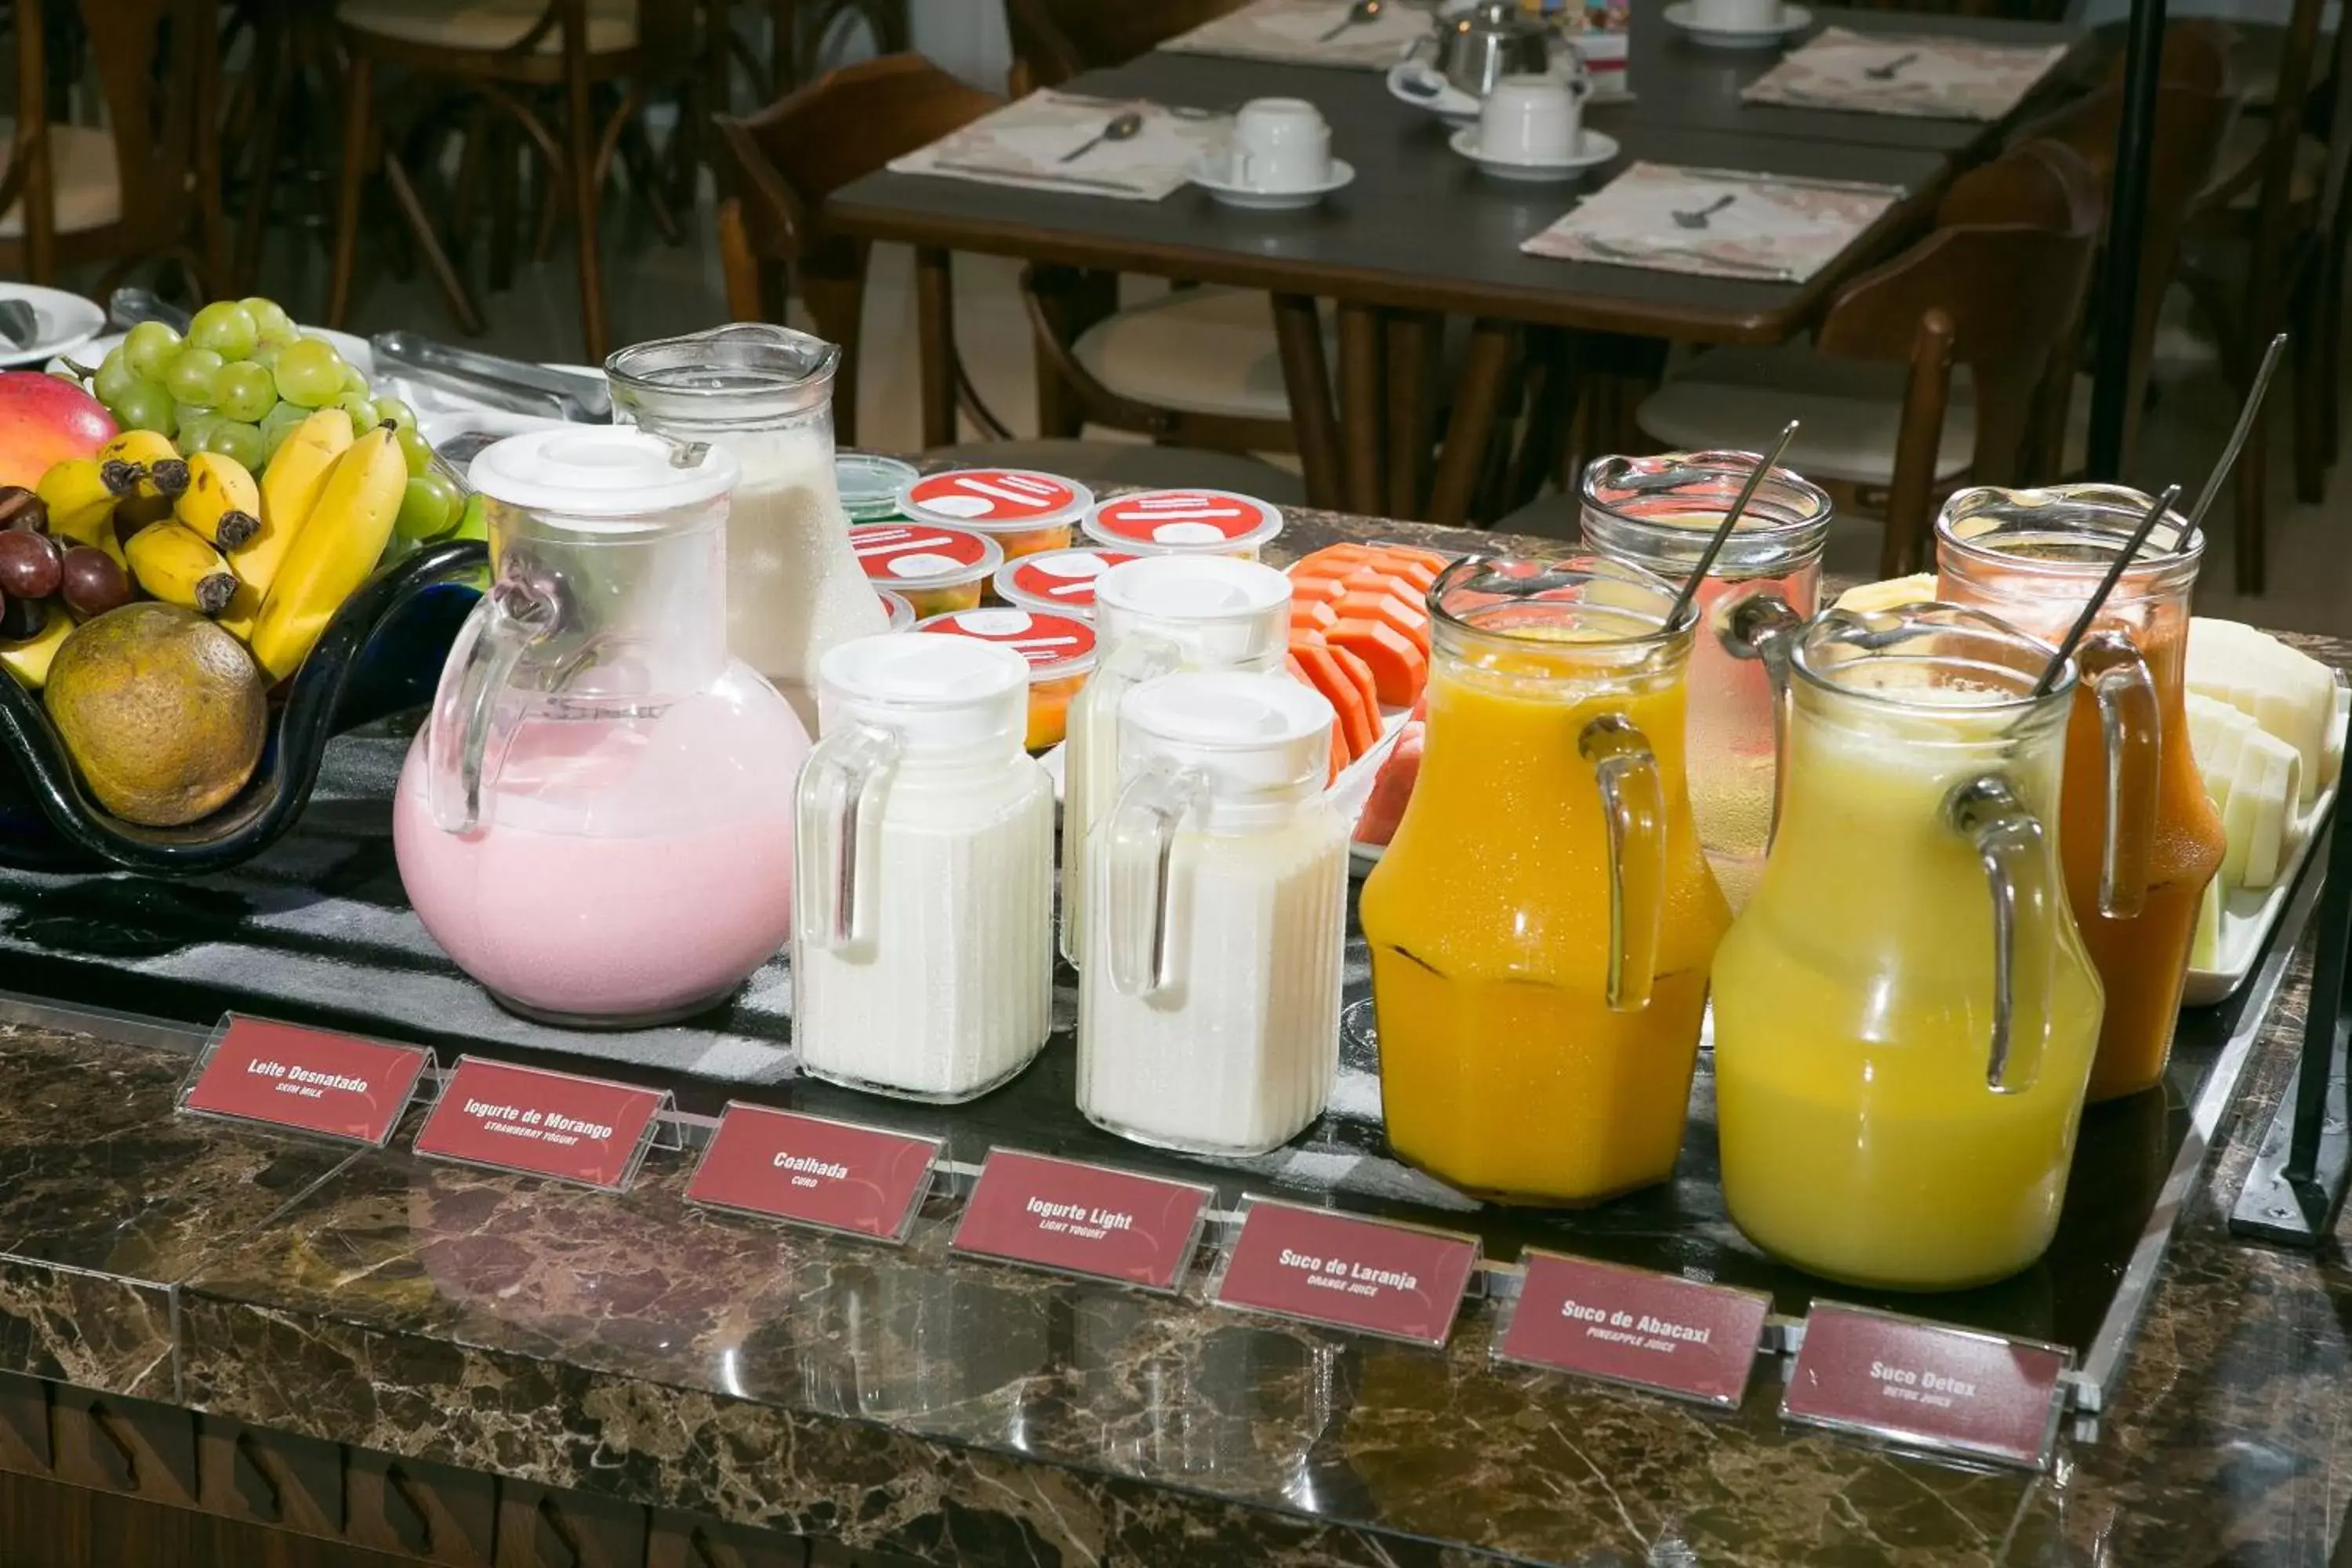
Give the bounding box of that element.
[607,324,885,731]
[392,426,811,1027]
[1077,670,1349,1156]
[793,633,1057,1102]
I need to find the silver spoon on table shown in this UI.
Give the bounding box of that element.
[1865,51,1919,81]
[1673,194,1737,230]
[1319,0,1385,42]
[1062,111,1143,163]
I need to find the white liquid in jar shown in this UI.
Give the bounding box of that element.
[794,757,1055,1102]
[726,427,889,730]
[1077,813,1348,1155]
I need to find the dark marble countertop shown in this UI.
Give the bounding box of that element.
[0,510,2346,1566]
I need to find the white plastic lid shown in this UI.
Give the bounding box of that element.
[898,469,1094,533]
[467,426,739,519]
[1094,556,1292,669]
[818,633,1029,753]
[993,546,1138,615]
[1083,489,1284,554]
[915,607,1098,681]
[851,521,1004,591]
[1119,670,1334,802]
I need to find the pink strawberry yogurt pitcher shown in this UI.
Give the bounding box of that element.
[394,426,811,1027]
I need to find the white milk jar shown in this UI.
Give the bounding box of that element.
[607,325,886,731]
[793,634,1055,1102]
[1060,556,1291,965]
[1078,671,1348,1156]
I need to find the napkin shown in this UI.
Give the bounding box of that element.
[889,92,1232,201]
[1740,27,2071,122]
[1522,162,1905,283]
[1160,0,1438,71]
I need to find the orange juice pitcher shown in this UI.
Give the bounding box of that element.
[1935,485,2224,1102]
[1359,555,1730,1206]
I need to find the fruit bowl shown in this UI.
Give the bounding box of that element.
[0,538,485,873]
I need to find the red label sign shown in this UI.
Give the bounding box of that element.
[906,469,1084,523]
[1000,549,1137,610]
[851,522,996,582]
[183,1018,430,1146]
[1500,1251,1770,1407]
[950,1151,1211,1293]
[1783,1304,2070,1470]
[1091,490,1281,546]
[412,1058,665,1190]
[686,1105,938,1241]
[1215,1200,1479,1345]
[916,608,1097,670]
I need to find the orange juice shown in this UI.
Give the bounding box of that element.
[1360,557,1729,1206]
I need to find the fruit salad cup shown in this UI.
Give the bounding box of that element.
[992,547,1137,618]
[1082,488,1284,561]
[914,607,1098,751]
[896,469,1094,564]
[877,589,916,632]
[836,452,920,523]
[850,522,1003,619]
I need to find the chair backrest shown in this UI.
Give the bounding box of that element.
[1003,0,1250,93]
[1819,139,2103,488]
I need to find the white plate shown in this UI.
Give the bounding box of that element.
[1449,125,1618,183]
[1662,2,1812,49]
[1189,154,1356,210]
[1,283,107,369]
[1387,59,1483,126]
[2183,684,2349,1005]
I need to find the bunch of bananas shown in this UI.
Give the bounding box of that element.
[20,408,412,684]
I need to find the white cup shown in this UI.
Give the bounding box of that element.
[1477,74,1582,165]
[1689,0,1787,31]
[1232,98,1332,192]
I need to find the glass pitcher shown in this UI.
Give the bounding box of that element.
[1359,555,1730,1206]
[1059,556,1292,966]
[1078,670,1348,1156]
[1580,451,1831,912]
[392,427,811,1027]
[606,324,886,733]
[1711,604,2106,1290]
[1935,485,2224,1102]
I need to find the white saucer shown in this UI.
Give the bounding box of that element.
[1189,154,1356,210]
[0,283,105,369]
[1386,59,1483,127]
[1449,125,1618,183]
[1663,2,1812,49]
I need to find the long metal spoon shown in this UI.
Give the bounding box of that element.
[2030,483,2183,699]
[1319,0,1385,43]
[1061,110,1143,163]
[1665,419,1801,632]
[2187,331,2288,530]
[1864,51,1919,81]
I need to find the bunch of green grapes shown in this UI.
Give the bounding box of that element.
[90,297,437,486]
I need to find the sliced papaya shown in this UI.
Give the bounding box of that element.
[1329,617,1428,706]
[1335,586,1430,655]
[1328,642,1382,731]
[1294,639,1378,759]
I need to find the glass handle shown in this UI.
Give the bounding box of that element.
[1102,764,1209,998]
[794,723,902,952]
[1580,714,1665,1012]
[2079,630,2161,920]
[423,578,554,833]
[1947,775,2059,1094]
[1722,590,1806,851]
[1062,633,1185,959]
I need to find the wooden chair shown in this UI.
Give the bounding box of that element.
[1003,0,1250,96]
[327,0,701,361]
[0,0,224,297]
[1636,140,2106,576]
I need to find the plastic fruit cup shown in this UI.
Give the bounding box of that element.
[850,521,1004,620]
[836,452,920,523]
[992,546,1138,618]
[896,469,1094,565]
[1081,488,1284,561]
[877,588,915,631]
[913,606,1098,752]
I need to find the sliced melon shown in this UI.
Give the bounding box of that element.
[2188,618,2339,804]
[1833,574,1938,615]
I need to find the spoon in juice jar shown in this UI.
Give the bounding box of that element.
[1663,419,1801,633]
[2187,331,2288,531]
[2029,482,2182,699]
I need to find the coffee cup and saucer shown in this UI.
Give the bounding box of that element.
[1450,74,1616,184]
[1189,98,1356,210]
[1664,0,1812,50]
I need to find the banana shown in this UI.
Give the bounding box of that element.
[175,452,263,551]
[247,423,405,680]
[35,456,143,546]
[222,407,355,640]
[96,430,179,469]
[0,602,71,690]
[125,521,240,615]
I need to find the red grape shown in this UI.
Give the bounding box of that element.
[0,530,61,600]
[58,546,132,619]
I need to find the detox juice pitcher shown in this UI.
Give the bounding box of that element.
[1711,604,2106,1290]
[1581,452,1831,912]
[1359,555,1730,1206]
[1935,485,2224,1102]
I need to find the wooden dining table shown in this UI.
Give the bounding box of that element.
[823,5,2089,525]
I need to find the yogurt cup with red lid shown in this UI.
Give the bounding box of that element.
[993,546,1138,617]
[915,606,1098,751]
[876,588,916,631]
[851,521,1004,619]
[1082,488,1284,560]
[897,469,1094,562]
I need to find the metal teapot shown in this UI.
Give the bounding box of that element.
[1430,0,1581,99]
